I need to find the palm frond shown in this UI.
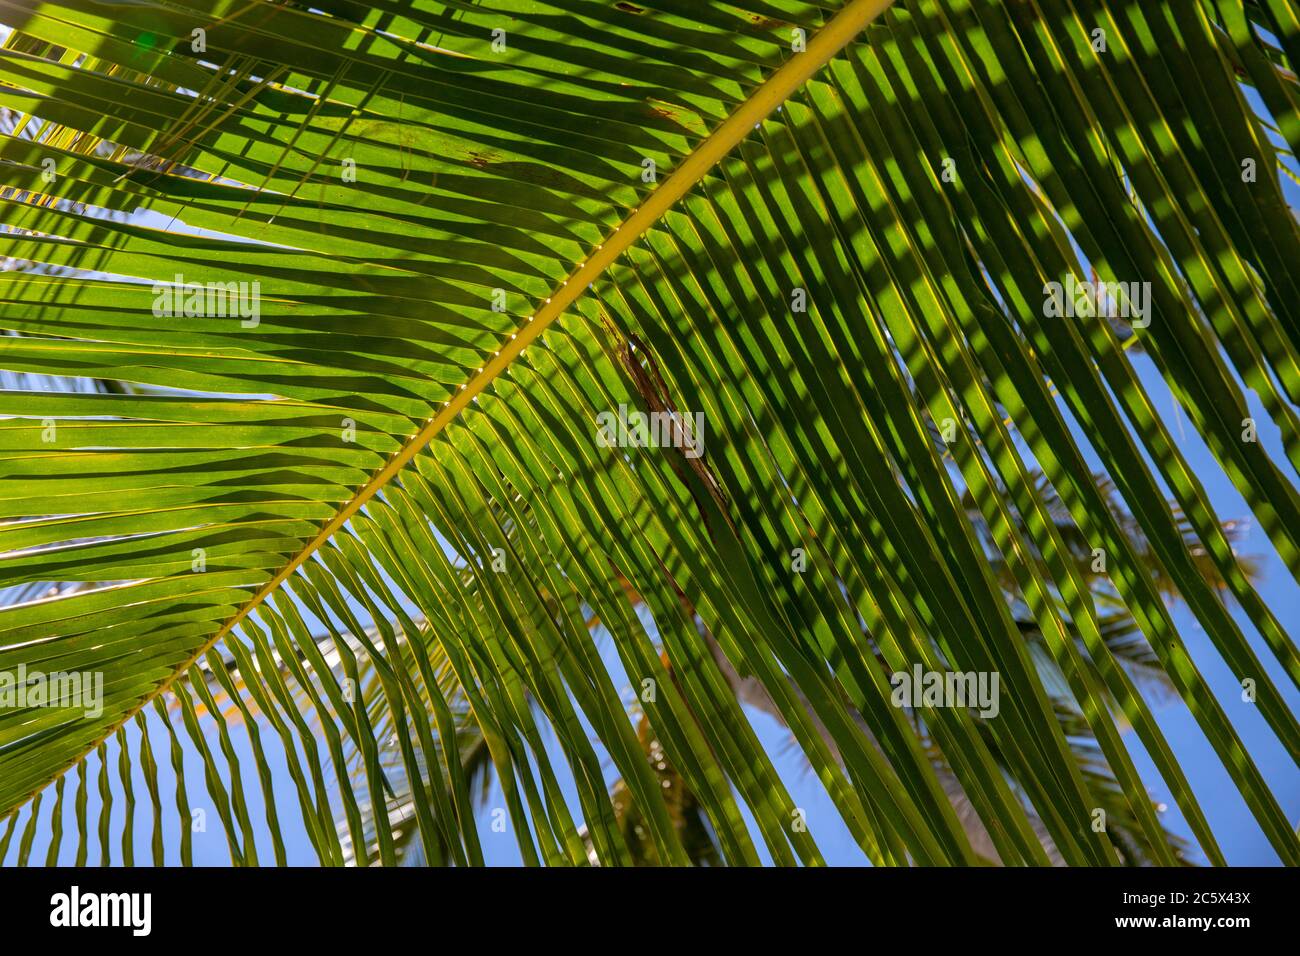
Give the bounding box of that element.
[1,0,1298,867]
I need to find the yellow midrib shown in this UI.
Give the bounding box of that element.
[10,0,895,814]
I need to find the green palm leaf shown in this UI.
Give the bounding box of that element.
[0,0,1297,866]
